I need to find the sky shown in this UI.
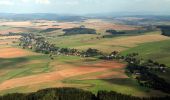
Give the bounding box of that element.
[0,0,170,15]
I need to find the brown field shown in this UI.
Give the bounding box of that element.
[0,41,12,45]
[82,71,127,80]
[0,61,125,91]
[0,47,37,58]
[0,36,21,47]
[0,20,79,30]
[0,28,28,35]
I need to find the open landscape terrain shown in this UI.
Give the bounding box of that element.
[0,0,170,100]
[0,15,170,97]
[0,14,170,100]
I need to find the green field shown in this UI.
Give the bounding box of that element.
[121,39,170,66]
[47,31,168,54]
[0,55,50,82]
[0,26,12,30]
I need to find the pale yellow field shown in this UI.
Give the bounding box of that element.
[0,19,138,34]
[74,33,170,53]
[0,21,32,27]
[0,28,28,35]
[0,36,21,40]
[82,19,138,31]
[101,34,169,47]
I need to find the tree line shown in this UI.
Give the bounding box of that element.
[0,32,22,36]
[106,30,125,34]
[157,25,170,36]
[40,28,61,33]
[63,28,97,35]
[0,87,170,100]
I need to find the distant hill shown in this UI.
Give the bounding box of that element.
[0,13,85,22]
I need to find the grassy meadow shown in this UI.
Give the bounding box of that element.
[121,39,170,66]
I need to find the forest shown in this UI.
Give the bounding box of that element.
[157,26,170,36]
[40,28,61,33]
[0,88,170,100]
[106,30,125,34]
[63,28,97,35]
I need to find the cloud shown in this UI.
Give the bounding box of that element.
[65,1,79,5]
[0,0,14,5]
[0,0,170,14]
[21,0,30,3]
[35,0,50,4]
[21,0,50,4]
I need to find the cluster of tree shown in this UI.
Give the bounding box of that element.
[106,26,157,36]
[124,53,170,93]
[97,91,170,100]
[106,30,125,35]
[63,28,96,35]
[40,28,61,33]
[100,51,170,93]
[143,59,167,72]
[81,48,101,57]
[127,63,170,93]
[157,25,170,36]
[19,33,101,59]
[100,51,167,72]
[0,88,170,100]
[99,51,124,60]
[123,28,154,35]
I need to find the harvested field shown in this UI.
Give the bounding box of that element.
[0,61,125,91]
[83,19,137,31]
[0,41,12,45]
[0,47,37,58]
[30,19,137,31]
[0,36,21,40]
[0,28,28,35]
[0,21,32,27]
[33,22,79,29]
